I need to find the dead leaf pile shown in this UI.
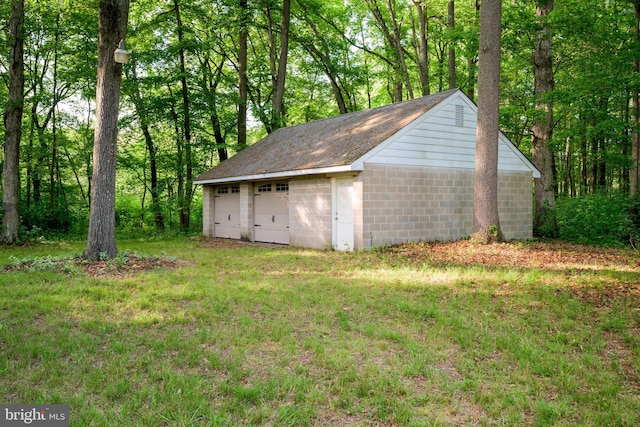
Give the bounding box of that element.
[384,240,639,272]
[382,240,640,306]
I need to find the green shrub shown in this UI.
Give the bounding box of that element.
[555,193,637,247]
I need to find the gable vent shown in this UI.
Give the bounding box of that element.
[455,105,465,127]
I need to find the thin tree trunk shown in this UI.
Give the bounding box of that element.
[49,14,61,213]
[531,0,557,236]
[386,0,413,99]
[238,0,248,149]
[62,145,87,205]
[142,124,164,230]
[49,113,57,212]
[466,0,480,101]
[448,0,456,89]
[598,138,606,190]
[84,0,130,260]
[174,0,192,229]
[26,118,34,208]
[631,1,640,200]
[413,0,430,95]
[169,96,185,230]
[472,0,504,243]
[272,0,291,130]
[128,58,165,230]
[580,122,588,195]
[2,0,25,244]
[303,39,348,114]
[204,56,229,161]
[366,0,413,100]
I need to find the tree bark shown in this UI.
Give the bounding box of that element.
[366,0,413,100]
[303,41,349,114]
[631,1,640,200]
[272,0,291,131]
[128,58,165,230]
[174,0,193,230]
[202,56,229,161]
[413,1,430,95]
[386,0,414,99]
[466,0,480,101]
[84,0,130,260]
[2,0,25,244]
[531,0,557,236]
[49,14,61,214]
[472,0,504,243]
[238,0,248,149]
[448,0,456,89]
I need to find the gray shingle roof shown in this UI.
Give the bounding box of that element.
[195,89,457,183]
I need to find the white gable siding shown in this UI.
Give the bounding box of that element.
[364,94,537,176]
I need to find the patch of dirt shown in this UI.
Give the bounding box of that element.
[79,254,184,278]
[2,253,184,278]
[194,236,286,250]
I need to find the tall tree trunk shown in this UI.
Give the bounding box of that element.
[26,118,34,208]
[366,0,414,100]
[386,0,414,99]
[143,125,164,230]
[598,138,606,190]
[580,119,588,195]
[128,58,165,230]
[295,3,351,114]
[413,1,430,95]
[49,14,61,213]
[238,0,248,149]
[2,0,25,244]
[590,131,600,192]
[472,0,504,243]
[203,56,229,161]
[631,1,640,200]
[174,0,193,230]
[84,0,130,260]
[466,0,480,101]
[169,96,184,230]
[448,0,456,89]
[272,0,291,131]
[49,112,58,212]
[531,0,557,236]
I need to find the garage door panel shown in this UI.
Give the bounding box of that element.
[254,184,289,244]
[254,212,289,226]
[214,190,240,239]
[254,226,290,245]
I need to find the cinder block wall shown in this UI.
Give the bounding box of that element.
[360,164,533,249]
[289,177,333,249]
[202,185,215,237]
[239,182,253,242]
[498,171,534,240]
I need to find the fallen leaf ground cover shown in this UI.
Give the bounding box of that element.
[0,237,638,426]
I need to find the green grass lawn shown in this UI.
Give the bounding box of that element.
[0,237,638,426]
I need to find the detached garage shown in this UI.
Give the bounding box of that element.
[195,89,541,250]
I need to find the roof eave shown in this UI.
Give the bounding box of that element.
[193,164,361,185]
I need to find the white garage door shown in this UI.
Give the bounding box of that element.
[254,182,289,244]
[214,185,240,239]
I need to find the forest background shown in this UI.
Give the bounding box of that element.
[1,0,640,247]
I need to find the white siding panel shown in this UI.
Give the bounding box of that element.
[369,155,472,169]
[368,100,532,173]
